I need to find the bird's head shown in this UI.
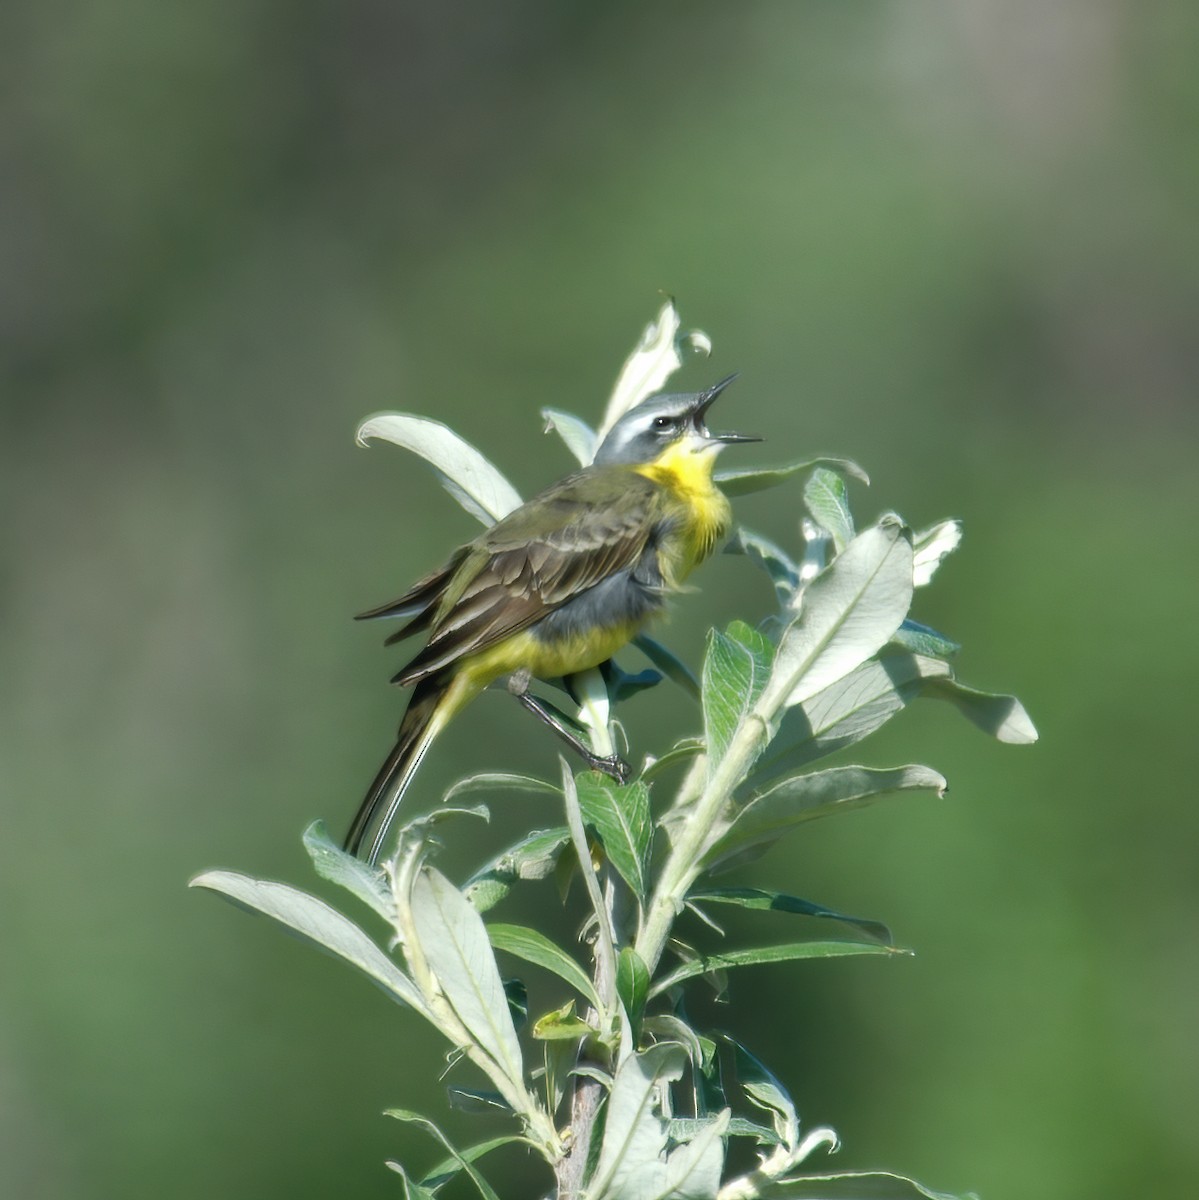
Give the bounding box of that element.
[592,374,761,467]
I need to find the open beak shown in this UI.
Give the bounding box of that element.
[692,373,762,445]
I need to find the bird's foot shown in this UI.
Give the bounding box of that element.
[587,753,633,786]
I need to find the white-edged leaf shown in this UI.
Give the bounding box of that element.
[590,1042,689,1200]
[410,867,524,1090]
[689,887,892,945]
[355,412,522,524]
[891,619,959,659]
[384,1110,504,1200]
[649,941,901,998]
[463,827,571,913]
[715,456,870,497]
[190,870,429,1015]
[748,652,953,786]
[634,635,701,700]
[764,519,914,711]
[418,1135,529,1193]
[487,922,600,1010]
[702,765,947,873]
[302,820,395,923]
[763,1169,978,1200]
[728,1037,798,1151]
[443,772,560,803]
[541,407,598,466]
[724,526,800,607]
[924,675,1038,743]
[575,773,652,901]
[652,1109,729,1200]
[912,519,963,587]
[804,468,855,553]
[596,300,710,444]
[703,621,775,768]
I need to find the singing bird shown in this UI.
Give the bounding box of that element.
[345,375,758,863]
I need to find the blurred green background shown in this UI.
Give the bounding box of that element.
[3,2,1196,1197]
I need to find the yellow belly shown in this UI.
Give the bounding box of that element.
[461,620,643,690]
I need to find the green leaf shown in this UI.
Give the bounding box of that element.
[410,868,525,1094]
[804,468,855,554]
[302,820,395,924]
[729,1037,798,1151]
[190,870,429,1016]
[541,407,597,466]
[531,999,594,1040]
[912,519,963,587]
[890,619,960,659]
[763,1170,978,1199]
[616,946,650,1036]
[689,887,892,945]
[715,455,870,497]
[923,675,1038,743]
[418,1135,528,1192]
[447,1088,512,1113]
[463,827,571,913]
[442,772,560,803]
[764,519,914,712]
[703,621,776,769]
[640,738,704,784]
[649,941,901,997]
[605,660,664,703]
[384,1110,504,1200]
[575,772,652,901]
[653,1110,728,1200]
[748,651,951,786]
[355,412,522,525]
[725,526,801,607]
[487,923,600,1010]
[633,634,701,700]
[702,765,947,873]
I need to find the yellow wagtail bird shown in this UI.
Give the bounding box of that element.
[344,375,758,863]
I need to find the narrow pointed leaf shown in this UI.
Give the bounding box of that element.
[703,621,776,768]
[384,1110,503,1200]
[442,772,560,803]
[640,738,704,784]
[355,412,522,524]
[715,456,870,497]
[724,526,800,606]
[410,868,524,1090]
[634,634,701,700]
[575,773,652,901]
[418,1136,529,1192]
[616,946,650,1035]
[190,870,429,1015]
[764,1169,977,1199]
[487,922,600,1010]
[702,765,947,872]
[690,887,892,944]
[765,519,914,712]
[302,821,395,923]
[541,407,597,466]
[730,1038,798,1150]
[650,941,901,997]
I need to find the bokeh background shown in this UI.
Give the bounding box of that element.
[3,3,1196,1198]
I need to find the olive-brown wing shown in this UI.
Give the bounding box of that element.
[394,468,662,686]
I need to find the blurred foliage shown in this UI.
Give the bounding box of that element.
[1,2,1195,1199]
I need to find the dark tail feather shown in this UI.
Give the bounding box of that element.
[344,675,450,864]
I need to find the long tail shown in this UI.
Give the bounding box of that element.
[344,671,470,864]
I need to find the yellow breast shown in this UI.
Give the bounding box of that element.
[634,442,732,586]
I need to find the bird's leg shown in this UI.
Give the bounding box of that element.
[506,669,632,784]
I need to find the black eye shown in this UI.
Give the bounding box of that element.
[652,416,675,431]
